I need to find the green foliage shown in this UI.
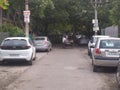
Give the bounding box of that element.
[48,23,72,35]
[0,0,9,9]
[109,0,120,25]
[30,0,54,18]
[0,23,24,36]
[5,0,119,37]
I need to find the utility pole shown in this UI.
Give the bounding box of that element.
[91,0,109,35]
[91,0,101,35]
[24,0,30,37]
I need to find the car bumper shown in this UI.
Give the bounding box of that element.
[94,59,119,67]
[0,50,32,61]
[35,46,49,51]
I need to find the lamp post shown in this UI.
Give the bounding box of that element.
[24,0,30,37]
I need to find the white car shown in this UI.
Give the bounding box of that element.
[88,35,109,56]
[0,37,36,65]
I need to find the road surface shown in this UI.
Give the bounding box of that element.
[0,47,118,90]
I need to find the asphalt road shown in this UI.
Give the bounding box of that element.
[4,46,118,90]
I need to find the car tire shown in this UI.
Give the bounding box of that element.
[27,55,33,65]
[88,50,90,56]
[33,53,36,61]
[0,61,4,65]
[93,65,98,72]
[116,66,120,88]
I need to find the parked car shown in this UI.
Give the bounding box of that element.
[91,37,120,72]
[79,35,89,45]
[33,36,52,52]
[116,61,120,88]
[88,35,109,56]
[0,37,36,65]
[75,34,89,45]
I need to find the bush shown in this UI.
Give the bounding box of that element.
[0,23,24,37]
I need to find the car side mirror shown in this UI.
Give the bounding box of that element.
[90,43,95,48]
[90,40,93,43]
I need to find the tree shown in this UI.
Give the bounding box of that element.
[0,0,9,9]
[109,0,120,25]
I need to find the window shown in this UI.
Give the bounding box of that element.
[99,40,120,49]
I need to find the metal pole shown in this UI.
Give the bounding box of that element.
[25,0,29,37]
[94,0,98,35]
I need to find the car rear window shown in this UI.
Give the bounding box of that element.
[1,39,28,50]
[34,38,45,41]
[99,40,120,49]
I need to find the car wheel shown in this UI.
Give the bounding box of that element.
[88,49,90,56]
[116,67,120,88]
[27,55,33,65]
[27,60,32,65]
[33,53,36,61]
[0,61,4,65]
[93,65,98,72]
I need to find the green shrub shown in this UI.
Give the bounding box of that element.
[0,23,24,37]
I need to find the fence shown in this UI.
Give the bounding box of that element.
[48,35,62,45]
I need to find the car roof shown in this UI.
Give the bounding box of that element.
[98,37,120,40]
[4,37,29,40]
[34,36,47,38]
[92,35,109,38]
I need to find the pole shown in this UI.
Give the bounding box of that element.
[25,0,29,37]
[94,0,98,35]
[91,0,100,35]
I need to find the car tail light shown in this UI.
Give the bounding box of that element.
[95,48,101,54]
[0,46,6,49]
[44,41,48,45]
[24,46,31,49]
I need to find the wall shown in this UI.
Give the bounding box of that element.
[101,25,118,37]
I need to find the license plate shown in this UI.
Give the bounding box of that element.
[106,52,119,57]
[9,54,19,56]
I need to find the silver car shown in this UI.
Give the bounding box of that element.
[88,35,109,56]
[91,37,120,72]
[33,36,52,52]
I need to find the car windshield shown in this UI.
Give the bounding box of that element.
[2,39,27,46]
[99,39,120,49]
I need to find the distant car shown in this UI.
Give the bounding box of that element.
[0,37,36,65]
[91,37,120,72]
[79,35,89,45]
[88,35,109,56]
[33,36,52,52]
[75,34,89,45]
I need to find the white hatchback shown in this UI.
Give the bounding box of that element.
[0,37,36,65]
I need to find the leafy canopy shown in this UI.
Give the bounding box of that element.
[0,0,9,9]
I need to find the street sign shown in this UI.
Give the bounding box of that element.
[23,10,30,23]
[93,26,99,31]
[92,19,98,24]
